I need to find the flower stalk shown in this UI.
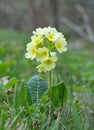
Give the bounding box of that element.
[48,71,52,88]
[48,70,52,96]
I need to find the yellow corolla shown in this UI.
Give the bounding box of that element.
[42,56,56,71]
[50,52,57,62]
[46,27,60,42]
[33,27,48,36]
[25,43,36,60]
[36,47,49,61]
[36,64,46,72]
[33,28,43,35]
[31,35,43,46]
[55,36,67,53]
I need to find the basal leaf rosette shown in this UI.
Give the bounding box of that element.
[25,26,67,72]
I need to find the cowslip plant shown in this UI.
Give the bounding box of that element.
[25,26,67,106]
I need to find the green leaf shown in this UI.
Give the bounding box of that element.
[27,75,48,103]
[5,78,20,89]
[72,104,84,130]
[13,85,20,113]
[48,81,67,107]
[20,81,28,107]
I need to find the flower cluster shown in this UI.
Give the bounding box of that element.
[25,26,67,72]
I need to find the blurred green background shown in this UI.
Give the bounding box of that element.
[0,0,94,83]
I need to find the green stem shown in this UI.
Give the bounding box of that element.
[48,71,51,88]
[48,71,52,96]
[48,41,52,95]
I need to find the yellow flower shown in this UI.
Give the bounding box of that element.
[25,43,36,60]
[32,26,61,42]
[36,47,49,61]
[31,35,43,46]
[36,64,46,72]
[33,28,43,35]
[33,27,48,36]
[25,27,68,73]
[36,52,57,72]
[55,36,67,53]
[42,56,56,71]
[46,26,60,42]
[50,52,57,62]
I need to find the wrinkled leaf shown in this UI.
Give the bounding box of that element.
[27,75,48,103]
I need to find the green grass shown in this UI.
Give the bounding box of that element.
[0,29,37,78]
[0,29,94,130]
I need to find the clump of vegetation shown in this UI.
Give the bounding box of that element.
[0,28,94,130]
